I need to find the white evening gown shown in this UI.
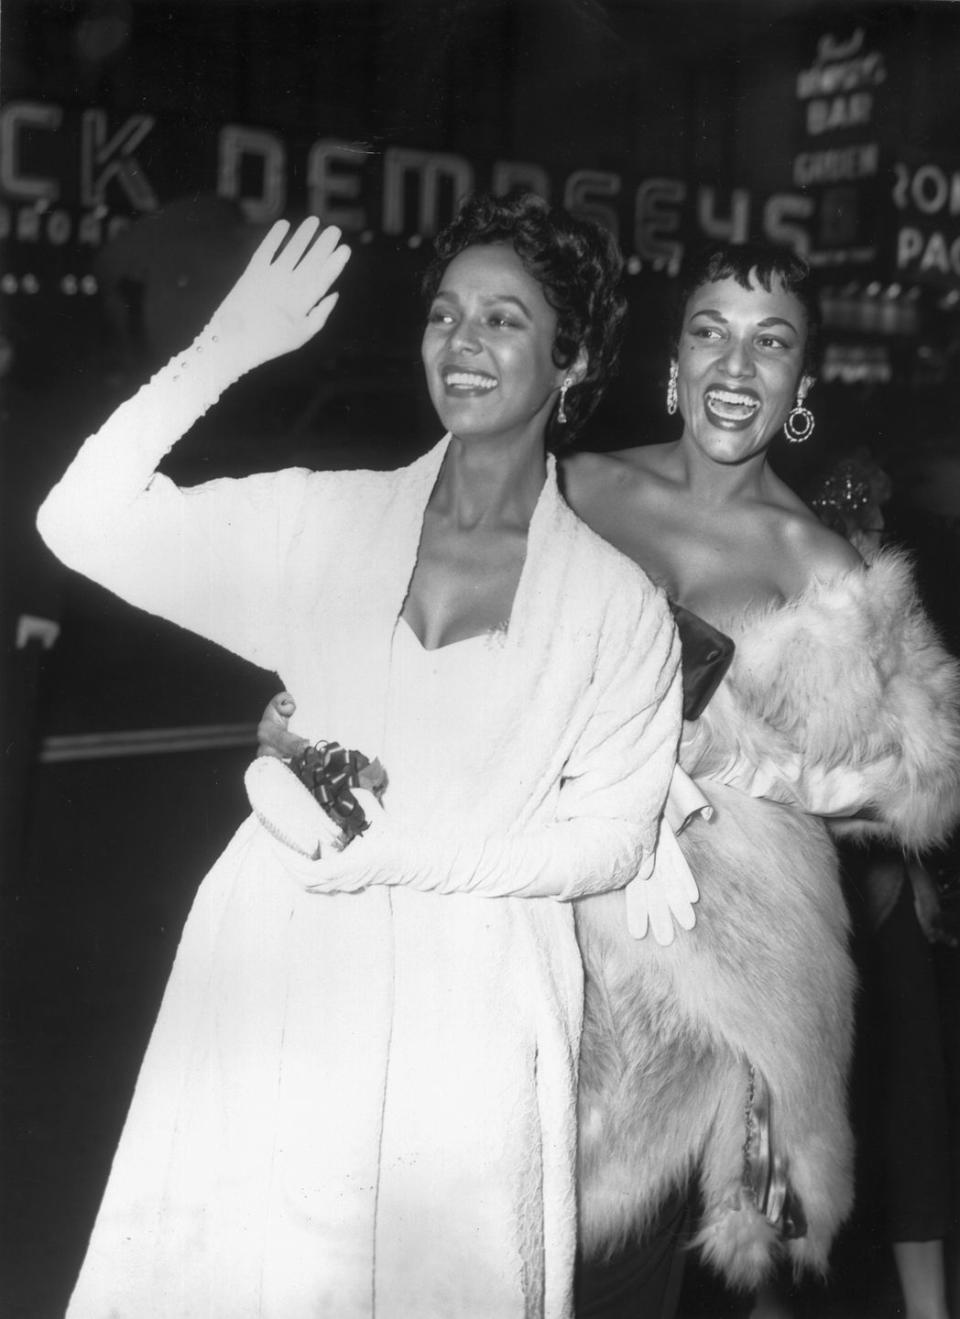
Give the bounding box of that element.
[369,619,550,1313]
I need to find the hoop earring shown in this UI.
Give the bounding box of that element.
[784,397,815,443]
[557,377,572,425]
[666,361,678,416]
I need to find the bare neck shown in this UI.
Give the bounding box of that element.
[432,432,547,530]
[670,435,777,509]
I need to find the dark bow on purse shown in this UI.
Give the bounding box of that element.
[289,741,387,845]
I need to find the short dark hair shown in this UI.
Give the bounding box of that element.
[422,189,627,444]
[671,241,822,379]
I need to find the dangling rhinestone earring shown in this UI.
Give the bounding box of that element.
[666,360,679,416]
[784,391,815,443]
[557,377,572,425]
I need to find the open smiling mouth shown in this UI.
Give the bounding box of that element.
[704,388,761,426]
[443,370,498,394]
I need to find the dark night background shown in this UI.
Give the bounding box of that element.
[2,2,959,1315]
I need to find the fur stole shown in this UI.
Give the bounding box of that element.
[695,547,960,851]
[576,549,960,1291]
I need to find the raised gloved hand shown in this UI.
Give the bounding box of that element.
[206,218,351,377]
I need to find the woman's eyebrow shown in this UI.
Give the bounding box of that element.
[688,308,800,334]
[434,289,533,317]
[756,315,800,333]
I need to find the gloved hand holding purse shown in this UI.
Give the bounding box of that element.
[245,741,387,860]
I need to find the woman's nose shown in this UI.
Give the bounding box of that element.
[720,336,755,377]
[451,317,481,352]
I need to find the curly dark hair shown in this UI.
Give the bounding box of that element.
[670,241,822,380]
[422,189,627,445]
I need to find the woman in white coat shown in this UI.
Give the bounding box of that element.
[37,191,686,1319]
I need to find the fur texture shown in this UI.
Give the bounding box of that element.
[701,549,960,852]
[576,550,960,1291]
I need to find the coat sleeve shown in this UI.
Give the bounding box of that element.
[292,592,683,900]
[36,328,350,671]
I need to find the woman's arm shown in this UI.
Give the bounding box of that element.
[37,221,351,668]
[263,594,683,902]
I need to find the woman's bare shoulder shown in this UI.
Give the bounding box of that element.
[562,443,673,500]
[779,498,863,580]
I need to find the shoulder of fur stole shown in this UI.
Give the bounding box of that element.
[723,547,960,850]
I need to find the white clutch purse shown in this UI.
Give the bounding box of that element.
[245,741,387,859]
[245,756,346,858]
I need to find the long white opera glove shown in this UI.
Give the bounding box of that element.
[624,765,711,945]
[251,791,654,904]
[624,823,699,946]
[206,218,352,377]
[36,215,353,625]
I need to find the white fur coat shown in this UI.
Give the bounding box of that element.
[576,550,960,1290]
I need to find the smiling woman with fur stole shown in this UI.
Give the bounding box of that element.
[566,242,960,1316]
